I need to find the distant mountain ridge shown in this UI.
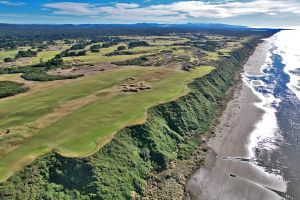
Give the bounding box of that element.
[0,23,248,30]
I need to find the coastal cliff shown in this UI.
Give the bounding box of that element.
[0,38,265,200]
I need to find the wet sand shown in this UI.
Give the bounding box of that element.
[185,40,286,200]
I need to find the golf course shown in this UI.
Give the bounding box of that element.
[0,62,213,181]
[0,30,248,184]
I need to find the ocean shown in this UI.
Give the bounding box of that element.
[245,29,300,200]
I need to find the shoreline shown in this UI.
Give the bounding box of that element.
[141,78,240,199]
[140,40,272,200]
[185,39,286,200]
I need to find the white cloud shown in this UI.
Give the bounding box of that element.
[150,0,300,18]
[43,2,98,16]
[0,0,25,6]
[115,3,140,9]
[43,0,300,21]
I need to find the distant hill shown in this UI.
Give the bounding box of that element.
[0,23,280,40]
[0,23,248,30]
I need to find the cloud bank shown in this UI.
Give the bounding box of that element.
[43,0,300,22]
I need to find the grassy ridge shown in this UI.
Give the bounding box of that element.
[0,40,260,199]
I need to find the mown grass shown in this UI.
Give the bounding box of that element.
[0,65,213,181]
[0,74,23,81]
[30,50,61,64]
[0,49,60,66]
[0,50,18,63]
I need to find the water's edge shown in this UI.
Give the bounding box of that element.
[186,29,300,200]
[185,38,287,200]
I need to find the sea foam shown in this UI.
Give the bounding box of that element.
[274,30,300,102]
[243,37,281,158]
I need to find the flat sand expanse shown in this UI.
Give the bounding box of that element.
[186,40,287,200]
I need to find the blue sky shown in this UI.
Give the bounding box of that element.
[0,0,300,27]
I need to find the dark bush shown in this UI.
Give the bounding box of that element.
[3,57,14,62]
[15,49,37,58]
[70,43,87,50]
[21,71,83,82]
[0,81,29,98]
[128,41,150,49]
[102,41,118,48]
[117,46,126,51]
[90,44,102,52]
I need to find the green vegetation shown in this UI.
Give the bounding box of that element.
[0,48,61,67]
[0,56,77,84]
[15,49,37,58]
[117,45,127,51]
[30,50,61,65]
[21,72,83,82]
[105,51,135,56]
[177,137,202,160]
[0,81,28,98]
[0,25,278,199]
[70,43,88,50]
[0,50,18,63]
[3,58,14,63]
[128,41,150,49]
[112,55,148,65]
[0,40,260,199]
[90,44,101,52]
[102,41,118,48]
[61,50,87,57]
[64,52,146,64]
[0,66,213,182]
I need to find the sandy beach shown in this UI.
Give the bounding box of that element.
[185,40,287,200]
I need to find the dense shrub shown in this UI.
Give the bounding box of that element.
[21,72,83,82]
[128,41,150,49]
[15,49,37,58]
[105,51,135,56]
[70,43,87,50]
[0,81,29,98]
[60,50,86,57]
[102,41,118,48]
[202,45,217,52]
[90,44,102,52]
[112,56,148,65]
[33,58,64,69]
[117,45,126,51]
[3,57,14,62]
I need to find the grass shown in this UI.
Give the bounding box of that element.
[205,51,220,60]
[0,49,60,67]
[0,65,213,181]
[64,45,178,64]
[0,37,258,199]
[0,50,18,63]
[30,50,61,64]
[68,53,145,64]
[0,74,23,81]
[0,36,243,182]
[64,45,138,64]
